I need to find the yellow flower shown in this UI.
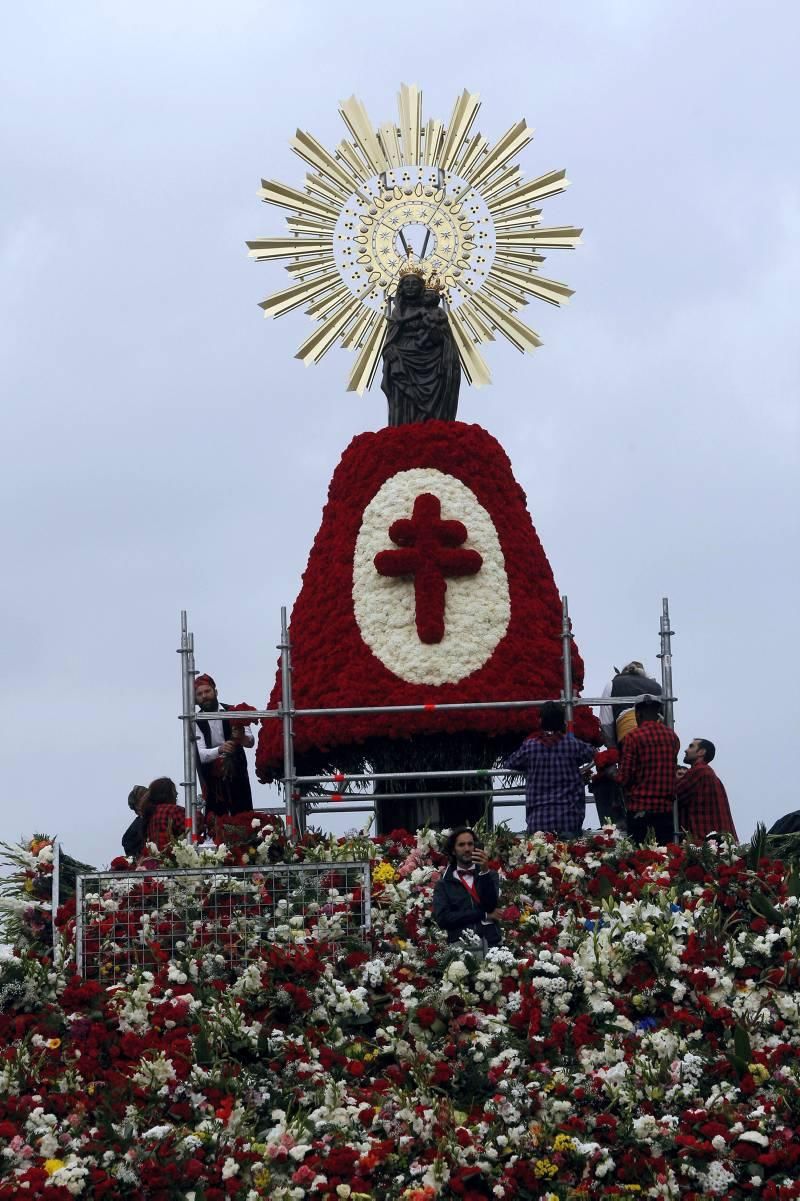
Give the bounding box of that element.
[46,1038,61,1050]
[749,1062,770,1084]
[553,1133,575,1153]
[24,878,34,893]
[534,1157,558,1179]
[373,861,396,884]
[252,1165,271,1189]
[44,1159,66,1176]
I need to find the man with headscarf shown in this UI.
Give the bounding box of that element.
[193,673,254,816]
[600,660,663,746]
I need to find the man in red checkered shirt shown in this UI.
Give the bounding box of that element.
[615,697,680,844]
[676,738,738,842]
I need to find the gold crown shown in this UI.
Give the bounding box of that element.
[425,273,445,294]
[398,247,426,278]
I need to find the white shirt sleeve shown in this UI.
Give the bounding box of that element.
[194,716,225,763]
[195,739,221,764]
[600,680,615,740]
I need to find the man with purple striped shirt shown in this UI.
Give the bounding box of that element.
[504,702,596,837]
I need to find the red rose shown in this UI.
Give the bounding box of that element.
[415,1005,439,1028]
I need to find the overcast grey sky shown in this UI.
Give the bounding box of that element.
[3,1,798,868]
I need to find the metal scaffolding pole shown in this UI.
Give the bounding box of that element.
[659,598,675,731]
[279,606,301,836]
[303,797,594,816]
[296,767,528,784]
[51,840,61,965]
[305,786,524,802]
[178,612,199,840]
[187,629,199,839]
[561,594,574,728]
[182,694,672,724]
[658,597,678,840]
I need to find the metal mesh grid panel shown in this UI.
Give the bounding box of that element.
[74,862,371,981]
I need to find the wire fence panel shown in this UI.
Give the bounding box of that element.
[74,862,371,982]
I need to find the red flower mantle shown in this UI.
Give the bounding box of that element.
[257,420,599,776]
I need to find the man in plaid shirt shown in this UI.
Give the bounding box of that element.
[676,738,738,842]
[615,697,680,844]
[504,702,596,837]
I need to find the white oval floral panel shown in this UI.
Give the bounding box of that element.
[353,468,511,685]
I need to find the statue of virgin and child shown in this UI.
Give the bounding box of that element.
[380,269,461,426]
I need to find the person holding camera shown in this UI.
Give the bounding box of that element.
[432,826,502,949]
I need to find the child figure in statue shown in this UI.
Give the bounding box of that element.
[381,272,461,426]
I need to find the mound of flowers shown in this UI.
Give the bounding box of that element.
[257,420,599,780]
[2,825,800,1199]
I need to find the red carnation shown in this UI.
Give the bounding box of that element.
[593,748,619,772]
[415,1005,439,1028]
[228,701,258,730]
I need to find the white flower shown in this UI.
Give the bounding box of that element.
[738,1131,769,1147]
[132,1054,176,1089]
[445,959,469,984]
[289,1143,312,1161]
[705,1161,736,1194]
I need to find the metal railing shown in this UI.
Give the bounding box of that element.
[74,860,371,981]
[178,596,676,837]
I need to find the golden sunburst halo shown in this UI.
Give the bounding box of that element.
[247,84,581,394]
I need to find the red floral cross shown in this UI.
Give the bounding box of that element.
[373,492,483,644]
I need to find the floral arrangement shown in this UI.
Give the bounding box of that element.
[0,837,94,955]
[3,824,800,1199]
[227,704,259,731]
[257,421,599,781]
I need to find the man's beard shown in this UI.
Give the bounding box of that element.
[198,699,218,711]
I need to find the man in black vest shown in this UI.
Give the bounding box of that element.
[194,673,254,816]
[432,826,502,950]
[600,660,663,746]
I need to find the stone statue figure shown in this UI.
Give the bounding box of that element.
[381,272,461,426]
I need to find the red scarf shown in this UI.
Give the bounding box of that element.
[455,869,481,903]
